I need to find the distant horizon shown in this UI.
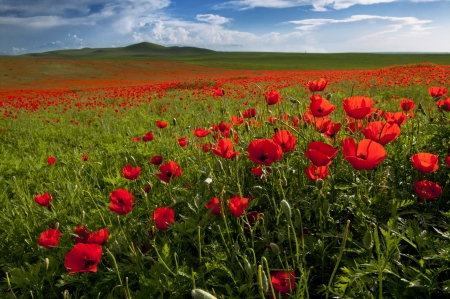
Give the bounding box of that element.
[1,0,450,55]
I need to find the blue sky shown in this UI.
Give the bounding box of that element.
[1,0,449,55]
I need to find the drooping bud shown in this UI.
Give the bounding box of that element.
[269,243,280,255]
[316,178,324,190]
[43,258,49,271]
[172,118,177,126]
[280,200,292,220]
[191,289,218,299]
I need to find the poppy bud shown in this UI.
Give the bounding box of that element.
[233,241,240,253]
[214,160,224,172]
[43,258,49,270]
[191,289,217,299]
[316,178,324,189]
[243,257,253,277]
[245,122,251,132]
[326,93,332,100]
[269,243,280,255]
[172,118,177,126]
[280,200,291,219]
[81,210,85,223]
[54,222,59,230]
[220,107,226,115]
[260,268,269,292]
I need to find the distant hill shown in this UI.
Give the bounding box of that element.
[22,42,216,59]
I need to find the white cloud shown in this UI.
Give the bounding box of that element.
[196,14,232,25]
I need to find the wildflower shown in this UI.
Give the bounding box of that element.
[265,91,281,105]
[143,132,154,142]
[411,153,439,174]
[247,139,283,166]
[309,94,335,117]
[34,193,52,208]
[428,86,448,98]
[229,196,248,217]
[64,243,102,274]
[251,166,264,178]
[156,161,182,183]
[414,180,442,200]
[205,198,222,215]
[156,120,168,128]
[305,141,338,167]
[193,128,210,138]
[87,228,109,245]
[150,155,163,165]
[153,207,175,230]
[109,188,134,215]
[342,138,387,170]
[73,226,90,244]
[383,112,407,126]
[212,138,239,159]
[242,108,257,119]
[47,156,56,165]
[342,96,374,119]
[305,165,329,181]
[122,165,141,180]
[178,137,189,147]
[361,121,401,145]
[399,99,415,111]
[272,130,296,153]
[270,270,296,296]
[38,229,61,249]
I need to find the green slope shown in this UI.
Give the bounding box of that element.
[16,42,450,70]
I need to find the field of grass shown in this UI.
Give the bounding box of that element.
[1,46,450,298]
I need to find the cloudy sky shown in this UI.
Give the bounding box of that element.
[1,0,449,55]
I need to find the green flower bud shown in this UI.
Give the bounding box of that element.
[191,289,217,299]
[269,243,280,255]
[280,200,292,219]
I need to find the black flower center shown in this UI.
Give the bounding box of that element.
[357,154,367,160]
[259,154,268,162]
[84,259,95,269]
[118,198,123,204]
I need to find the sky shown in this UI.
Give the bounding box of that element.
[1,0,450,55]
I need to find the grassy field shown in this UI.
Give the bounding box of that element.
[10,42,450,70]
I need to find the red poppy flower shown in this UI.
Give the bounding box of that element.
[122,165,141,180]
[436,98,450,111]
[143,132,154,142]
[38,229,61,248]
[383,112,407,126]
[150,155,163,165]
[178,137,188,147]
[271,270,295,296]
[242,108,257,118]
[156,161,182,183]
[411,153,439,173]
[302,111,315,124]
[305,141,338,167]
[428,86,448,98]
[47,156,56,165]
[307,78,328,92]
[212,138,239,159]
[34,193,52,207]
[414,180,442,200]
[202,143,211,152]
[156,120,168,128]
[342,138,387,170]
[265,91,281,105]
[212,87,224,97]
[193,128,210,138]
[231,116,244,125]
[81,155,88,161]
[251,166,264,177]
[446,156,450,168]
[153,207,175,230]
[74,226,90,244]
[323,122,341,139]
[345,118,363,134]
[247,139,283,166]
[229,196,248,217]
[272,130,296,153]
[205,198,222,215]
[87,228,109,245]
[309,94,336,117]
[313,116,331,133]
[131,137,140,142]
[361,121,401,145]
[64,243,102,274]
[305,165,329,181]
[109,188,134,215]
[218,122,232,137]
[342,96,374,119]
[399,99,415,111]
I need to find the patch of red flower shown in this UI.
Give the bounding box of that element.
[399,99,415,111]
[361,121,400,145]
[342,138,387,170]
[383,112,407,126]
[272,130,296,153]
[34,193,52,208]
[153,207,175,230]
[81,154,89,161]
[64,243,102,274]
[265,91,281,105]
[229,196,248,217]
[205,197,222,215]
[150,155,163,165]
[414,180,442,200]
[243,108,257,118]
[305,165,329,181]
[247,139,283,166]
[270,270,295,297]
[109,188,134,215]
[38,229,61,248]
[156,120,168,128]
[178,137,189,147]
[143,132,154,142]
[212,138,239,159]
[193,128,210,138]
[156,161,182,183]
[411,153,439,174]
[309,94,335,117]
[307,78,328,92]
[428,86,448,98]
[122,164,141,180]
[47,156,56,165]
[305,141,338,167]
[342,96,374,119]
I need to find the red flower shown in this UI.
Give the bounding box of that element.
[143,132,154,142]
[251,166,264,177]
[414,180,442,200]
[47,156,56,165]
[361,121,400,145]
[411,153,439,174]
[436,98,450,111]
[156,161,182,183]
[342,96,374,119]
[446,156,450,168]
[122,164,141,180]
[212,138,239,159]
[153,207,175,230]
[265,91,281,105]
[305,141,338,167]
[307,78,328,92]
[193,128,210,138]
[271,270,295,296]
[34,193,52,207]
[74,226,90,244]
[342,138,387,170]
[64,243,102,274]
[272,130,296,153]
[38,229,61,249]
[212,87,224,97]
[309,94,335,117]
[305,165,329,181]
[345,118,363,134]
[131,137,140,142]
[87,228,109,245]
[81,154,88,161]
[323,121,341,139]
[231,116,244,125]
[109,188,134,215]
[150,155,163,165]
[156,120,168,128]
[399,99,415,111]
[178,137,189,147]
[205,197,222,215]
[242,108,257,118]
[383,112,407,126]
[247,139,283,166]
[428,86,448,98]
[229,196,248,217]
